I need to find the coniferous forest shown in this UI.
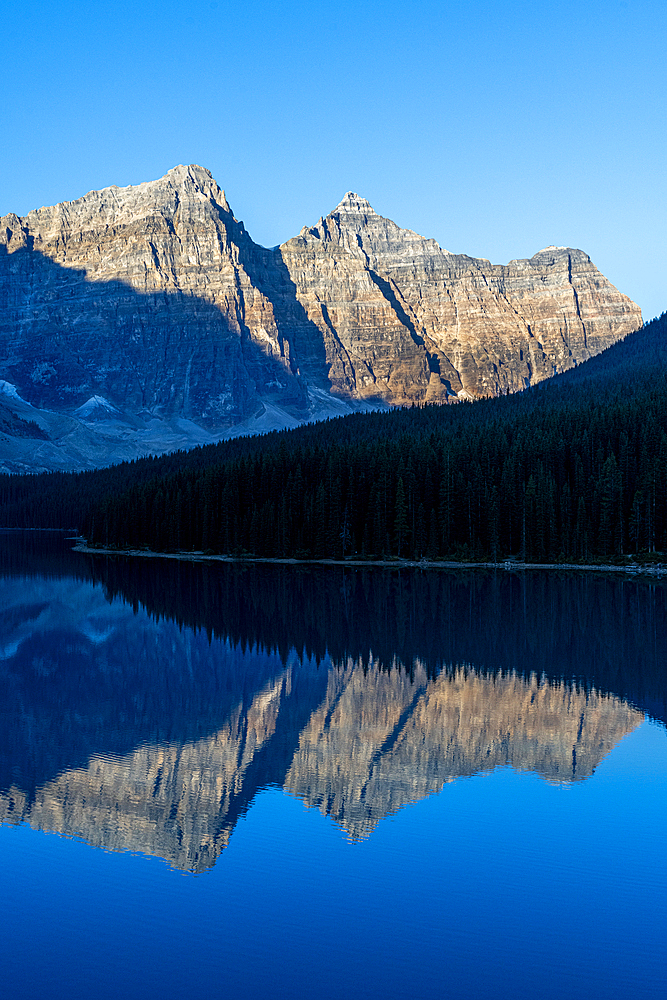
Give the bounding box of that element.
[1,312,666,563]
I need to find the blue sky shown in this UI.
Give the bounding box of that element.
[2,0,665,319]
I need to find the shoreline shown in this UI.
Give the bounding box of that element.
[73,544,667,577]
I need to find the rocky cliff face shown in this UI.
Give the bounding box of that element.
[0,166,642,469]
[0,165,306,426]
[285,194,641,401]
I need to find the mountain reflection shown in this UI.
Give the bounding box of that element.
[3,664,316,871]
[0,533,660,870]
[285,659,642,841]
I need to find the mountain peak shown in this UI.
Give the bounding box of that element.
[162,164,233,215]
[0,167,642,470]
[166,163,212,181]
[15,164,236,234]
[331,192,376,216]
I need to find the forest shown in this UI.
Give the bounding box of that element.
[1,311,665,563]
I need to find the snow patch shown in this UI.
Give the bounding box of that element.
[0,380,26,402]
[74,395,120,418]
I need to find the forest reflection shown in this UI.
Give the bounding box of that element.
[0,533,662,870]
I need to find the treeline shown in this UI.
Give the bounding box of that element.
[95,558,667,723]
[1,313,666,562]
[3,533,665,725]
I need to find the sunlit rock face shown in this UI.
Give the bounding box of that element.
[282,195,642,401]
[0,167,641,469]
[0,165,306,427]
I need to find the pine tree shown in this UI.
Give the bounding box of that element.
[394,477,408,556]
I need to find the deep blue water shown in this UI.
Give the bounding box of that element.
[1,532,666,999]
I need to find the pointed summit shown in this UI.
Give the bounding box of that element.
[331,192,376,215]
[164,164,234,216]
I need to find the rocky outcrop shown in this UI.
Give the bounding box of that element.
[282,194,642,401]
[0,165,306,427]
[0,166,642,469]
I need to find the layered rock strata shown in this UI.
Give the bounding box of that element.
[283,195,642,400]
[0,166,305,427]
[0,166,642,469]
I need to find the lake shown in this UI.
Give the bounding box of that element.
[1,531,666,999]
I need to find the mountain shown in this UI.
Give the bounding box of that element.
[0,165,641,471]
[281,193,640,403]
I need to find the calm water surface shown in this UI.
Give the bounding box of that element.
[1,532,666,999]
